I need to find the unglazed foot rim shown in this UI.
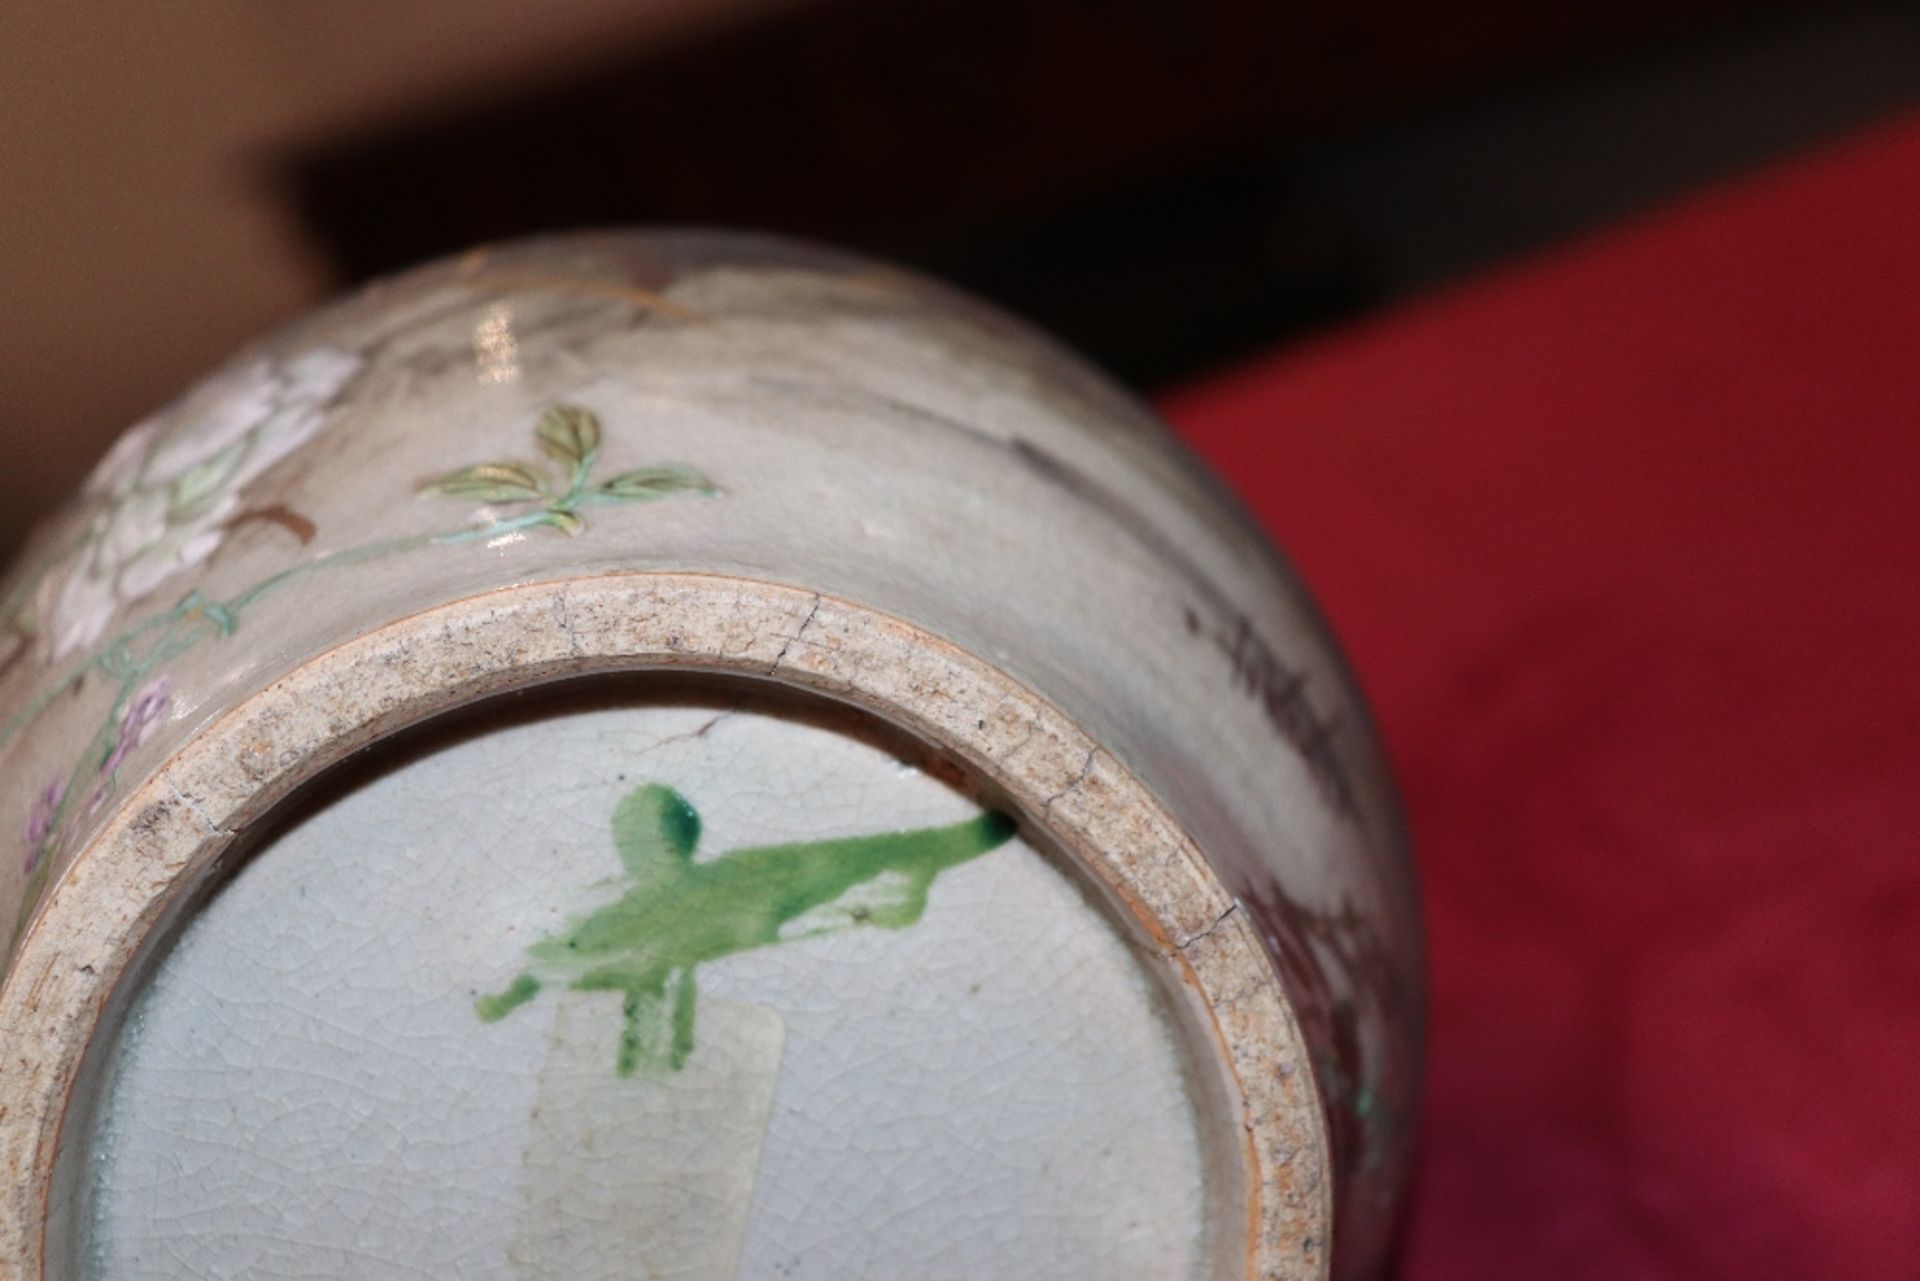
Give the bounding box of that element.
[0,571,1331,1281]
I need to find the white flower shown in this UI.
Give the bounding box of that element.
[45,347,362,659]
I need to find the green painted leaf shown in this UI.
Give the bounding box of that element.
[420,462,548,503]
[598,464,715,500]
[535,405,602,466]
[542,507,585,536]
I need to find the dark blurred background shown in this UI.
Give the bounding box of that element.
[3,0,1917,562]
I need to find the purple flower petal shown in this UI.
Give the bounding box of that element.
[101,677,171,777]
[24,777,65,873]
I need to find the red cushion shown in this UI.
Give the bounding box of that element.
[1163,110,1920,1281]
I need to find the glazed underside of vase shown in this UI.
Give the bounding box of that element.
[0,233,1420,1281]
[12,579,1320,1281]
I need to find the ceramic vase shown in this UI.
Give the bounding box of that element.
[0,232,1422,1281]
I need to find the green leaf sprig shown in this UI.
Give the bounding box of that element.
[420,405,715,537]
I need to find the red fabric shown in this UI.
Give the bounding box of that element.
[1162,111,1920,1281]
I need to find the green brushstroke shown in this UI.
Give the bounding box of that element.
[476,972,541,1022]
[477,783,1016,1075]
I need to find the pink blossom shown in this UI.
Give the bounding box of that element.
[103,677,171,777]
[24,778,64,873]
[85,677,172,820]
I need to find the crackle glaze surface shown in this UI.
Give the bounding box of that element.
[0,232,1421,1280]
[65,693,1215,1280]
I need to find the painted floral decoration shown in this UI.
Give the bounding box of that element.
[22,780,63,874]
[34,348,362,661]
[20,678,169,876]
[5,398,714,953]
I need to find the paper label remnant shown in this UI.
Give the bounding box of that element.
[511,993,786,1281]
